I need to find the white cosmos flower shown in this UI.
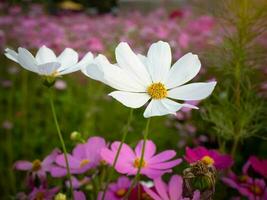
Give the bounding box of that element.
[82,41,217,118]
[4,46,93,77]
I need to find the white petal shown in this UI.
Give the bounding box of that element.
[146,41,172,83]
[17,48,38,73]
[60,52,93,75]
[36,62,61,76]
[137,54,147,66]
[35,45,57,65]
[5,48,18,62]
[166,53,201,89]
[109,91,150,108]
[143,98,183,118]
[81,54,107,83]
[168,82,217,100]
[115,42,151,86]
[103,63,146,92]
[57,48,78,70]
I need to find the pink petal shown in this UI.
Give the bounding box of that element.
[14,161,32,171]
[154,177,169,200]
[111,142,135,160]
[42,148,61,169]
[149,150,176,164]
[85,136,106,163]
[143,186,162,200]
[73,144,87,160]
[135,140,156,159]
[168,175,183,200]
[149,158,182,170]
[141,168,172,179]
[192,190,201,200]
[56,154,80,169]
[50,166,67,177]
[74,191,86,200]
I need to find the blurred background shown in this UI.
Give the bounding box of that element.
[0,0,267,199]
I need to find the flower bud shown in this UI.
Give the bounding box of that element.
[70,131,84,143]
[55,193,66,200]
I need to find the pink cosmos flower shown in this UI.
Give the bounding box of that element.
[28,186,59,200]
[249,156,267,178]
[98,176,131,200]
[223,174,267,200]
[14,148,60,179]
[144,175,200,200]
[185,146,233,170]
[101,140,182,179]
[51,136,106,177]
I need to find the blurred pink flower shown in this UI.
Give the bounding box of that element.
[223,174,267,200]
[185,146,233,170]
[249,156,267,178]
[144,175,200,200]
[14,148,60,179]
[101,140,182,179]
[28,186,59,200]
[87,37,104,53]
[51,137,106,177]
[98,176,131,200]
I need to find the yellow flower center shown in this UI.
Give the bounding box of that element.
[80,159,90,168]
[32,159,42,171]
[201,156,214,165]
[239,175,249,183]
[133,158,146,168]
[116,188,126,197]
[250,185,262,195]
[147,82,167,99]
[35,192,44,200]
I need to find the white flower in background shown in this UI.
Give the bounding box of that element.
[4,46,93,77]
[83,41,216,118]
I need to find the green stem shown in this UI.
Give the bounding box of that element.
[123,118,151,200]
[48,89,74,199]
[231,136,240,158]
[101,109,134,200]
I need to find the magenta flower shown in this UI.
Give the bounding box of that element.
[249,156,267,178]
[223,174,267,200]
[144,175,200,200]
[98,176,131,200]
[28,186,59,200]
[185,146,233,170]
[101,140,182,179]
[14,148,60,178]
[51,136,106,177]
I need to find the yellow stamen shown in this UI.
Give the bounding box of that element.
[116,188,126,197]
[239,175,249,183]
[201,156,214,165]
[80,159,90,168]
[250,185,262,195]
[133,158,146,168]
[32,159,42,171]
[35,191,44,200]
[147,82,167,99]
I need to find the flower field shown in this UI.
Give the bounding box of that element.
[0,0,267,199]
